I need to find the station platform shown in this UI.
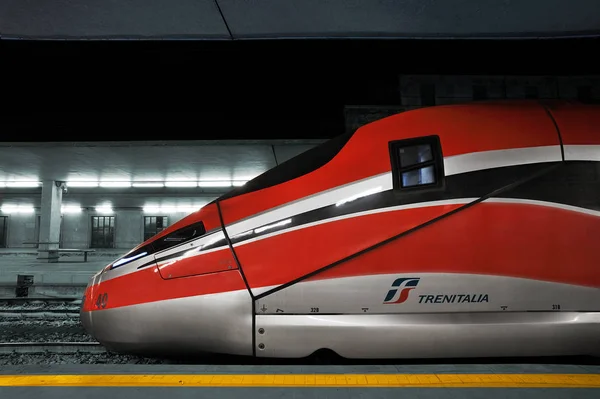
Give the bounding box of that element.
[0,249,122,297]
[0,362,598,398]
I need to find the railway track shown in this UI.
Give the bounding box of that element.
[0,342,105,354]
[0,298,81,318]
[0,297,82,305]
[0,311,80,319]
[0,308,79,313]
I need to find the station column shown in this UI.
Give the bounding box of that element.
[37,180,63,262]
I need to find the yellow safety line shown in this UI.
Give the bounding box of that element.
[0,374,599,388]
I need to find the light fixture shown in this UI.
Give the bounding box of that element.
[132,182,165,188]
[61,205,82,214]
[5,181,41,188]
[1,205,35,214]
[177,205,200,212]
[142,205,203,214]
[198,180,232,188]
[164,181,198,187]
[95,205,113,214]
[99,181,132,188]
[67,181,99,187]
[37,180,250,189]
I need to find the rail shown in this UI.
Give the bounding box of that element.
[0,309,80,318]
[0,296,83,304]
[0,297,82,317]
[0,342,105,354]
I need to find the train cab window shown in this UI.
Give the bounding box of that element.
[389,135,444,191]
[151,221,206,253]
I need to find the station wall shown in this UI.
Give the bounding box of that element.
[2,210,190,250]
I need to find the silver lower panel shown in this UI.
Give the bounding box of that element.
[255,312,600,358]
[81,289,254,357]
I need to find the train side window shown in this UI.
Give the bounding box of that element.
[109,221,206,269]
[389,135,444,191]
[152,221,206,253]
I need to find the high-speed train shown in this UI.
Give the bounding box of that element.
[81,100,600,359]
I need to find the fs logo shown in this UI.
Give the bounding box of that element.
[383,277,420,304]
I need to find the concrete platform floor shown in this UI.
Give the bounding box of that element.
[0,363,598,399]
[0,249,123,297]
[0,248,123,285]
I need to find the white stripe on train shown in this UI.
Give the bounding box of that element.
[231,197,600,250]
[103,145,599,281]
[443,145,562,176]
[225,143,596,240]
[564,144,600,161]
[143,197,600,279]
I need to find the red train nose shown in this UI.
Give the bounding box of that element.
[79,273,101,340]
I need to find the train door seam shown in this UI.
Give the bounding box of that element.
[541,103,565,162]
[216,200,257,357]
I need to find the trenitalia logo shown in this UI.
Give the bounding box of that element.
[383,277,420,304]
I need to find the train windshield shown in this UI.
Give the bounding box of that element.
[216,130,354,201]
[151,221,206,253]
[110,221,206,269]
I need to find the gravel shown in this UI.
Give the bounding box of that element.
[0,317,171,365]
[0,352,168,365]
[0,306,334,365]
[0,302,80,312]
[0,319,93,343]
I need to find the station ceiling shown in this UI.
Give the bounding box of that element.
[0,140,322,208]
[1,0,599,40]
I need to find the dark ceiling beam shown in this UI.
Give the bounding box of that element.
[2,0,600,40]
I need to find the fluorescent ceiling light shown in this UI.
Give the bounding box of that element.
[58,180,245,188]
[1,205,35,213]
[5,181,40,188]
[132,182,165,188]
[177,205,200,212]
[164,181,198,187]
[67,181,99,187]
[99,181,132,188]
[198,180,232,188]
[61,205,82,214]
[143,205,201,213]
[95,205,113,214]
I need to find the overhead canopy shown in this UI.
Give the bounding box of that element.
[1,0,599,40]
[0,140,322,181]
[0,140,323,208]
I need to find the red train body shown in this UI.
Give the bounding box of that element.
[81,100,600,359]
